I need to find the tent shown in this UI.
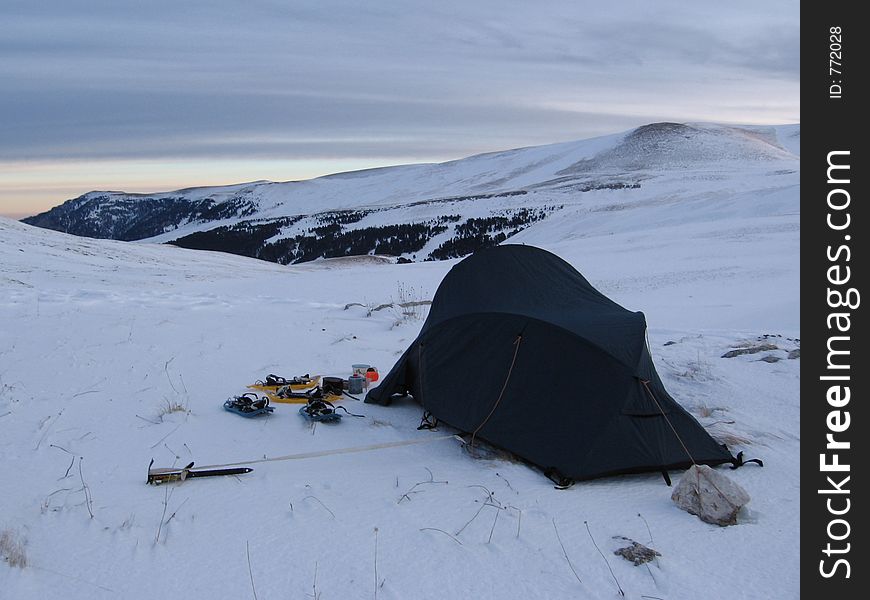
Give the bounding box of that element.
[366,244,736,483]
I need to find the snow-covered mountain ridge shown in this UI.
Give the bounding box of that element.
[22,122,799,264]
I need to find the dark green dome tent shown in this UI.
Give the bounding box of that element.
[366,244,736,483]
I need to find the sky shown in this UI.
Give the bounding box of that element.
[0,0,799,219]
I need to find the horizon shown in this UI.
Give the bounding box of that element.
[4,119,802,220]
[1,1,799,219]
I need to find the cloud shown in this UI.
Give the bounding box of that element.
[0,84,652,161]
[0,0,799,211]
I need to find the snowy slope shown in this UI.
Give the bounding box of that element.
[160,122,798,217]
[22,123,799,267]
[0,149,799,600]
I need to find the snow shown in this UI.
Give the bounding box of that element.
[38,122,798,256]
[0,123,798,599]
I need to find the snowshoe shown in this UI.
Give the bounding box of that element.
[266,385,342,404]
[299,397,343,422]
[224,393,275,418]
[249,374,320,392]
[298,397,365,422]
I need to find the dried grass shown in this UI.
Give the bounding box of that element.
[0,529,27,568]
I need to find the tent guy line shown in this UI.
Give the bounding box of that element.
[176,433,457,473]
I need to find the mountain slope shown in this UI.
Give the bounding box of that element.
[21,123,799,264]
[1,200,799,599]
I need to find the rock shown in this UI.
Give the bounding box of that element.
[671,464,750,526]
[721,343,778,358]
[759,355,781,363]
[663,341,676,346]
[613,539,661,565]
[788,349,800,359]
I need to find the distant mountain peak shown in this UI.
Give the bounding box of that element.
[22,121,799,264]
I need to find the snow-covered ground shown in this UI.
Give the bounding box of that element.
[1,125,798,598]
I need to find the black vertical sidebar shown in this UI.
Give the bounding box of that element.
[802,2,865,597]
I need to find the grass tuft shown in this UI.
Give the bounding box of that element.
[0,529,27,568]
